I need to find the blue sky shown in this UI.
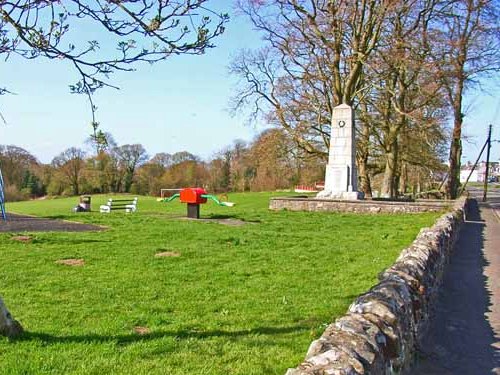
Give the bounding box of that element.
[0,2,498,165]
[0,2,264,163]
[462,87,500,163]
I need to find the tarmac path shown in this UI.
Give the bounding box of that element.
[410,186,500,374]
[0,213,104,232]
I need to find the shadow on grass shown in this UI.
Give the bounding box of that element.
[43,215,81,220]
[32,238,110,245]
[15,324,310,345]
[31,214,98,221]
[207,214,262,223]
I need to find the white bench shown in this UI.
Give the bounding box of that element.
[100,197,138,213]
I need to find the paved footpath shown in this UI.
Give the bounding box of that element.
[411,197,500,374]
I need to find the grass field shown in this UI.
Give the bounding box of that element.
[1,192,441,374]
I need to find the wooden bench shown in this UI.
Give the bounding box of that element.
[100,197,138,213]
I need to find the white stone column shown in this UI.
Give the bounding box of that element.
[317,104,363,200]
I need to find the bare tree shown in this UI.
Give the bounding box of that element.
[363,0,448,197]
[248,128,309,191]
[230,1,406,198]
[428,0,500,198]
[170,151,199,164]
[161,159,207,188]
[0,145,39,186]
[113,144,148,192]
[51,147,87,195]
[150,152,174,169]
[231,0,395,159]
[231,1,454,197]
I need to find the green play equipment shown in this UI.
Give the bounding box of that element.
[162,193,235,207]
[158,187,234,218]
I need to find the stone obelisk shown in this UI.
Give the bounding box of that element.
[317,103,363,200]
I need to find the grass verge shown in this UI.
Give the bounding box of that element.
[1,192,441,374]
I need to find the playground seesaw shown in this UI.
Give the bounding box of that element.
[157,187,234,219]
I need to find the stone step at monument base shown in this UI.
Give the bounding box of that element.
[316,190,364,200]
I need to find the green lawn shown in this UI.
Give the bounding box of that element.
[1,192,440,374]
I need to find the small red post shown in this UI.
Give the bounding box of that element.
[180,188,208,219]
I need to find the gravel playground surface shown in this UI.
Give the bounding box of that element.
[0,213,104,233]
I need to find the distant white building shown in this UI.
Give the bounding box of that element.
[460,161,500,183]
[460,167,478,183]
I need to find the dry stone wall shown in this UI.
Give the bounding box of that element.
[270,197,451,214]
[0,296,23,338]
[285,197,468,375]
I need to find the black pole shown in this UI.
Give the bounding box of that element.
[483,124,493,202]
[187,203,200,219]
[458,137,488,197]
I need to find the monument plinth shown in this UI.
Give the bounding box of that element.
[317,103,364,200]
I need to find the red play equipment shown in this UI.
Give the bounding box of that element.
[159,187,234,219]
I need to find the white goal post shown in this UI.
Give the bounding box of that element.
[160,188,183,199]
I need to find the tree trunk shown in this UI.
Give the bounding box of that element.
[0,297,23,338]
[124,167,136,193]
[394,166,401,197]
[399,162,408,196]
[446,117,462,199]
[381,138,399,198]
[356,115,372,198]
[357,156,372,198]
[72,183,79,196]
[446,72,465,199]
